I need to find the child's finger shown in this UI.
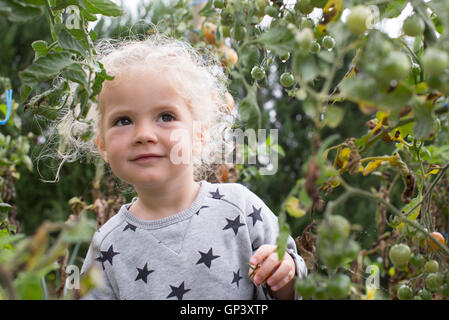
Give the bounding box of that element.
[266,260,295,291]
[251,251,281,286]
[249,244,276,266]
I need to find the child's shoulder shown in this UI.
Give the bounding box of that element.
[203,180,260,203]
[90,201,130,245]
[204,180,251,196]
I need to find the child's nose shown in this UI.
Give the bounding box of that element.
[134,123,158,144]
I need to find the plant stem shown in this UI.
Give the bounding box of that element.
[44,0,57,42]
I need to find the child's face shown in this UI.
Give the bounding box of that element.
[95,68,199,189]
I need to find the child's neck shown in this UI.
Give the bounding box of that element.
[128,176,201,221]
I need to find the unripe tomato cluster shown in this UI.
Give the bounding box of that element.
[295,215,359,300]
[296,273,352,300]
[389,241,449,300]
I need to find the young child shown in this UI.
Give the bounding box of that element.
[76,33,307,300]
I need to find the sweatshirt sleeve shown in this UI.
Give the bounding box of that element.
[239,184,307,300]
[77,232,118,300]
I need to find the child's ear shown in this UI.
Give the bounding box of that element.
[95,134,108,163]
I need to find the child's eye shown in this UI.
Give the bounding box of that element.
[113,116,132,126]
[158,113,175,122]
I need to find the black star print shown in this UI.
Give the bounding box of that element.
[167,281,191,300]
[196,248,220,269]
[123,223,137,232]
[95,245,120,270]
[252,242,259,252]
[195,205,209,215]
[231,269,243,288]
[262,284,271,299]
[248,205,263,226]
[209,188,224,200]
[223,215,245,235]
[135,263,154,284]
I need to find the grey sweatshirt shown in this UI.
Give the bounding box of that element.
[79,180,307,300]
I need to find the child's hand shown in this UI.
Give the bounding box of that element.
[248,244,296,292]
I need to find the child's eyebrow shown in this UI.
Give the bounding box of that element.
[107,104,181,120]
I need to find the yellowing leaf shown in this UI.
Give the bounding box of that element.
[363,160,383,176]
[317,0,343,32]
[285,197,307,218]
[424,165,440,178]
[337,147,351,169]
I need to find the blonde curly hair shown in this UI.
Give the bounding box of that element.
[37,31,239,183]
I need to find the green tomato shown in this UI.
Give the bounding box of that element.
[322,35,336,50]
[389,243,411,268]
[232,25,246,41]
[380,51,411,81]
[343,239,360,261]
[425,273,443,291]
[280,52,290,62]
[314,283,328,300]
[280,72,295,87]
[397,285,413,300]
[424,260,439,273]
[402,14,425,37]
[327,274,351,299]
[321,248,345,269]
[318,215,351,243]
[422,48,449,77]
[346,5,373,35]
[441,284,449,298]
[296,27,314,52]
[251,66,266,81]
[301,18,315,29]
[310,41,321,54]
[222,25,230,37]
[220,8,233,26]
[297,0,314,15]
[417,288,432,300]
[255,0,269,17]
[409,253,425,267]
[295,277,316,299]
[264,6,278,18]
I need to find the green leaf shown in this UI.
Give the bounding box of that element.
[238,85,260,130]
[84,0,124,17]
[379,0,408,19]
[340,76,413,115]
[57,27,88,58]
[257,23,296,57]
[91,61,114,97]
[31,105,59,120]
[53,0,79,10]
[20,52,75,88]
[198,0,215,17]
[62,63,88,88]
[22,0,46,5]
[0,202,12,213]
[293,54,317,83]
[0,0,43,23]
[0,233,25,248]
[275,211,291,261]
[61,215,97,244]
[14,272,43,300]
[324,106,344,128]
[413,101,434,139]
[31,40,49,58]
